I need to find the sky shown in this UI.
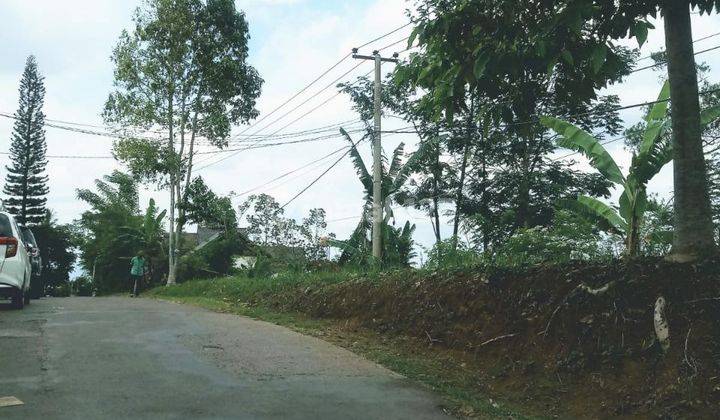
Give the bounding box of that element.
[0,1,719,268]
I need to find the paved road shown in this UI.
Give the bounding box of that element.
[0,297,450,419]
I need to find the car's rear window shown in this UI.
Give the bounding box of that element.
[0,214,12,237]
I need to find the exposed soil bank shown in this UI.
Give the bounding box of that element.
[247,258,720,418]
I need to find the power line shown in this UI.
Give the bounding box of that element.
[383,86,720,135]
[195,67,375,171]
[235,145,352,197]
[279,135,367,211]
[354,22,412,51]
[194,25,415,170]
[242,61,368,141]
[230,22,412,141]
[194,127,368,158]
[231,54,353,139]
[326,215,361,224]
[0,151,113,159]
[631,43,720,73]
[636,31,720,62]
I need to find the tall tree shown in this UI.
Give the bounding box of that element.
[660,0,717,260]
[5,55,49,226]
[104,0,263,284]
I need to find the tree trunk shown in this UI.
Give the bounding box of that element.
[663,0,717,260]
[167,175,177,285]
[432,142,442,245]
[166,95,177,285]
[516,155,531,229]
[626,210,641,258]
[453,99,475,245]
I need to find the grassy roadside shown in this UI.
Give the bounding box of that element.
[146,277,539,419]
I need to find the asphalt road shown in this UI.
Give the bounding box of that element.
[0,297,450,419]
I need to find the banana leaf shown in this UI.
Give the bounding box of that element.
[340,128,373,199]
[541,116,625,185]
[575,195,628,233]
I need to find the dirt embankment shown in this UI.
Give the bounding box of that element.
[254,258,720,418]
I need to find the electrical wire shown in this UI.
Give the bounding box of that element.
[229,22,412,141]
[631,44,720,73]
[354,22,412,51]
[235,144,352,197]
[278,135,368,211]
[230,54,353,139]
[194,67,375,171]
[636,31,720,62]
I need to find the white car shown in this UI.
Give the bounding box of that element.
[0,211,32,309]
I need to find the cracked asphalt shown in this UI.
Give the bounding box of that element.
[0,297,450,419]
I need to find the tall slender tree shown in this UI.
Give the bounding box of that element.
[5,55,49,226]
[104,0,263,284]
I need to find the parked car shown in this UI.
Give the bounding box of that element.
[0,211,32,309]
[20,225,42,298]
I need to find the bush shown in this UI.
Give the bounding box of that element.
[73,276,94,296]
[49,281,71,297]
[492,210,615,267]
[177,234,248,282]
[423,238,483,270]
[177,252,211,282]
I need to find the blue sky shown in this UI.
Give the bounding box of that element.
[0,1,719,268]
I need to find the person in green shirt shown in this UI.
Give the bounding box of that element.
[129,251,146,297]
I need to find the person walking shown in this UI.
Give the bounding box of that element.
[129,251,146,297]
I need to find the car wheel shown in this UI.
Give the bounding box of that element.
[11,289,24,309]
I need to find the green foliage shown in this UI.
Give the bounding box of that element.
[116,198,167,286]
[5,55,49,225]
[492,211,614,267]
[181,176,237,231]
[332,129,425,266]
[396,0,636,125]
[179,233,247,281]
[239,193,333,264]
[49,281,71,297]
[73,275,94,297]
[422,238,482,270]
[32,211,76,293]
[542,82,673,257]
[76,171,151,294]
[104,0,263,282]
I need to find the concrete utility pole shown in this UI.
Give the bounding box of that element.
[352,49,398,262]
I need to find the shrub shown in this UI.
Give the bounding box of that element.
[423,238,483,270]
[492,210,615,267]
[73,276,94,296]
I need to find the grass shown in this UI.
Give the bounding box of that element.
[147,274,541,419]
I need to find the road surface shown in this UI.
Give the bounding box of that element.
[0,297,450,419]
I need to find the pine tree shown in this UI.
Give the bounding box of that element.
[5,56,49,226]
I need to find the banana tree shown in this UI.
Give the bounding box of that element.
[331,128,427,265]
[543,82,720,257]
[118,198,167,278]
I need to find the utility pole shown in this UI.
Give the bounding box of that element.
[352,49,398,262]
